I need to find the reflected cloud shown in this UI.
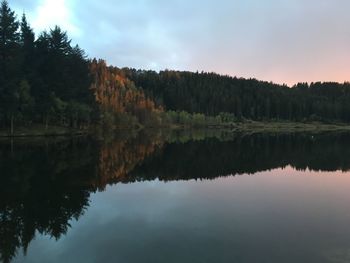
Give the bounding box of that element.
[2,130,350,262]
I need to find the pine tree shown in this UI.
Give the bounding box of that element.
[0,0,20,134]
[0,0,19,49]
[20,13,35,75]
[20,13,34,46]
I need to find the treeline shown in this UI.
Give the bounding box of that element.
[131,132,350,181]
[0,1,167,133]
[90,60,238,128]
[90,61,271,128]
[2,0,350,134]
[0,1,95,133]
[121,69,350,123]
[90,59,162,128]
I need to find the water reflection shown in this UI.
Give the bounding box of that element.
[1,130,350,263]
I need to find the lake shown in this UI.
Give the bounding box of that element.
[2,130,350,263]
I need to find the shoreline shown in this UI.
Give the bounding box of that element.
[0,125,89,138]
[227,121,350,133]
[1,121,350,138]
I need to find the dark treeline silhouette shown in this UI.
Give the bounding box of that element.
[0,1,165,132]
[0,138,99,263]
[0,131,165,262]
[2,0,350,133]
[121,69,350,123]
[0,1,94,133]
[1,131,350,262]
[130,132,350,182]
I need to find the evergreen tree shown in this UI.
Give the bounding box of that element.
[0,0,20,134]
[20,14,35,75]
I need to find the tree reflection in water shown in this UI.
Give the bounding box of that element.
[1,130,350,263]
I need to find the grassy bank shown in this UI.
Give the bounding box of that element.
[228,120,350,133]
[1,121,350,137]
[165,120,350,133]
[0,125,89,137]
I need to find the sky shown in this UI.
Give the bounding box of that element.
[10,0,350,86]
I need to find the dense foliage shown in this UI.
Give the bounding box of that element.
[1,0,350,135]
[121,69,350,123]
[0,1,95,133]
[0,1,166,133]
[90,59,162,128]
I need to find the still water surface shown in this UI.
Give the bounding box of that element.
[2,130,350,263]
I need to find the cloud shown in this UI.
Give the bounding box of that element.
[10,0,350,85]
[12,0,80,37]
[32,0,80,36]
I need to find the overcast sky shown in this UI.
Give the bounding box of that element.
[10,0,350,85]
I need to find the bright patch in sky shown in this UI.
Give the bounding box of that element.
[11,0,350,85]
[31,0,80,37]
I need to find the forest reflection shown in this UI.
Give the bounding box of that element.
[1,130,350,262]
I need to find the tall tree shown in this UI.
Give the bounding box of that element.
[20,13,35,75]
[0,0,19,51]
[20,14,34,46]
[0,0,20,134]
[48,26,71,55]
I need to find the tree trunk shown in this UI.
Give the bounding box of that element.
[10,114,14,135]
[11,138,14,156]
[45,115,49,130]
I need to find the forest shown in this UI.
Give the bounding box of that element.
[0,1,94,133]
[121,69,350,123]
[1,0,350,135]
